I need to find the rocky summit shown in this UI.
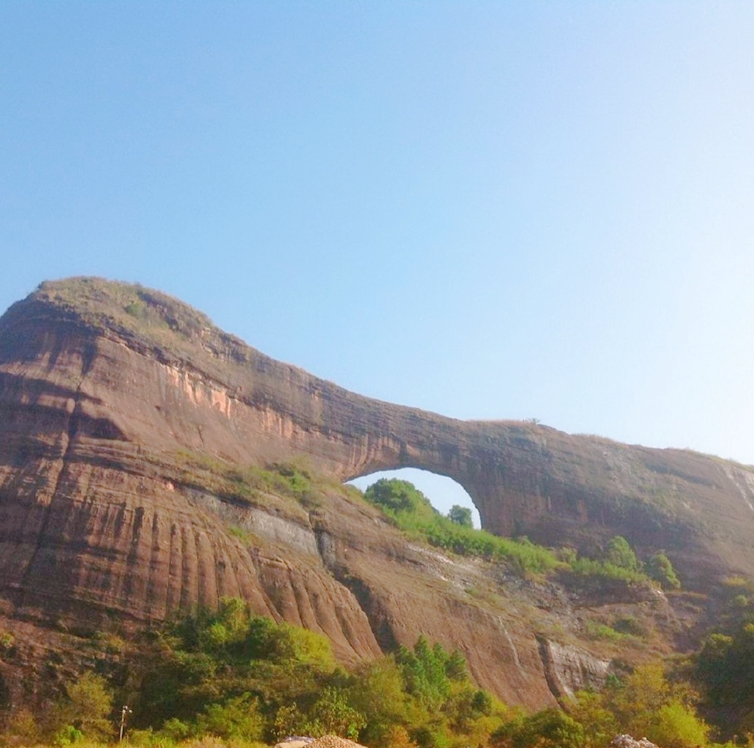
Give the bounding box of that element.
[1,277,754,710]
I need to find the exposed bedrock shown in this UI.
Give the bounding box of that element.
[537,637,611,701]
[0,278,753,706]
[4,279,750,586]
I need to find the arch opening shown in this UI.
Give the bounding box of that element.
[348,467,480,529]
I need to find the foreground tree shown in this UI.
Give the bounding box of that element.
[54,672,114,742]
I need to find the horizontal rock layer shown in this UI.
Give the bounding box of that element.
[0,277,750,706]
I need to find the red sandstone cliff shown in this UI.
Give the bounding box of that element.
[0,277,751,708]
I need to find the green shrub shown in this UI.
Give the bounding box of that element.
[566,556,649,585]
[649,700,710,748]
[0,629,15,656]
[645,552,681,589]
[194,694,264,741]
[54,672,114,742]
[584,621,625,641]
[604,536,641,572]
[303,687,366,739]
[613,616,646,637]
[493,708,585,748]
[365,479,436,517]
[53,725,84,746]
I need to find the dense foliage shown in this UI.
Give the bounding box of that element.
[172,452,326,514]
[72,600,507,748]
[645,552,681,590]
[0,476,705,748]
[0,597,741,748]
[447,505,473,528]
[692,576,754,737]
[494,663,709,748]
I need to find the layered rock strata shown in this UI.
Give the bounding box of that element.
[0,277,752,706]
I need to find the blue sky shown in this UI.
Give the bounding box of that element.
[2,2,754,519]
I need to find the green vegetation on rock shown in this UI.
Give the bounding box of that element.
[604,536,641,573]
[646,552,682,589]
[161,451,344,520]
[363,479,561,575]
[362,480,674,592]
[561,535,680,592]
[129,599,508,748]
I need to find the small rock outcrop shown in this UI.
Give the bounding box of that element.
[609,735,660,748]
[538,637,611,700]
[277,737,365,748]
[274,738,315,748]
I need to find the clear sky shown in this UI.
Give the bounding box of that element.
[2,2,754,519]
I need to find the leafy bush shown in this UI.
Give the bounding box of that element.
[45,672,115,743]
[572,537,680,592]
[645,552,681,589]
[564,536,655,589]
[193,694,264,741]
[0,629,15,657]
[397,636,457,708]
[584,621,626,641]
[613,615,647,637]
[564,556,648,585]
[493,708,585,748]
[302,687,366,739]
[604,536,641,572]
[695,620,754,733]
[650,701,710,748]
[366,479,432,515]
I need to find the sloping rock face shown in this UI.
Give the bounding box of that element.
[537,637,611,700]
[0,277,752,707]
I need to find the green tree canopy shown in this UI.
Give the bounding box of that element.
[54,672,114,742]
[365,478,436,516]
[604,536,641,572]
[447,505,473,528]
[493,708,585,748]
[646,552,681,589]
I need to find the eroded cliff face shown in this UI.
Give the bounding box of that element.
[0,278,751,707]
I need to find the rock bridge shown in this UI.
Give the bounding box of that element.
[2,277,753,586]
[2,277,754,712]
[253,371,569,541]
[0,279,664,708]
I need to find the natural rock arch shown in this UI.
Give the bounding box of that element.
[2,277,754,591]
[4,279,754,712]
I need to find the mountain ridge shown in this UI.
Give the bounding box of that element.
[0,276,750,710]
[5,277,753,587]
